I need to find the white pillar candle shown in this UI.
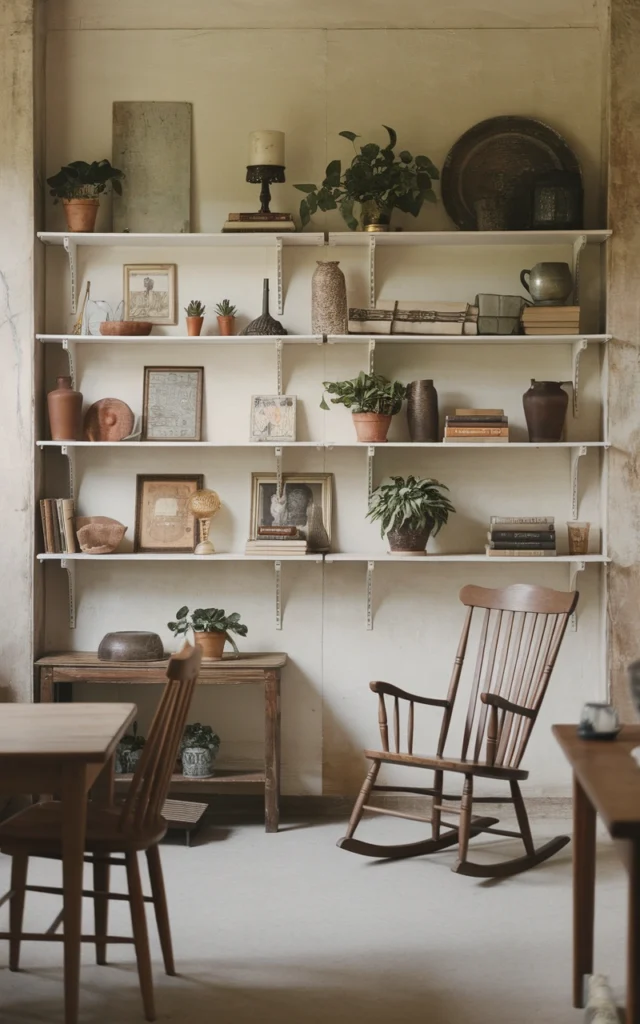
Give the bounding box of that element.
[249,130,285,167]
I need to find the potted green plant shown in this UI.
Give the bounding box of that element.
[185,299,205,337]
[295,126,439,232]
[215,299,238,336]
[168,606,248,661]
[115,721,146,775]
[320,371,406,442]
[46,159,124,233]
[367,475,456,554]
[181,722,220,778]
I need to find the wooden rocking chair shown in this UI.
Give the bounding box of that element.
[337,583,578,878]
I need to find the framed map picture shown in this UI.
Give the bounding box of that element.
[250,395,296,442]
[142,366,204,441]
[124,263,177,324]
[134,474,204,553]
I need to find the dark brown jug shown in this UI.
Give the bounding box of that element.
[407,380,439,442]
[47,376,83,440]
[522,379,570,442]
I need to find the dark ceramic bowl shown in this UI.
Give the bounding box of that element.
[97,631,164,662]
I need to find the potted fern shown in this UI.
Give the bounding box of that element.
[185,299,205,337]
[168,606,248,660]
[367,475,455,554]
[320,371,406,442]
[215,299,238,336]
[46,159,124,233]
[181,722,220,778]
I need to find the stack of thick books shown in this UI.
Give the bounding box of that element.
[222,212,296,234]
[485,516,556,557]
[40,498,77,553]
[522,306,580,335]
[245,525,308,556]
[443,408,509,444]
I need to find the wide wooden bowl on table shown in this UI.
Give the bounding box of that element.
[99,321,153,336]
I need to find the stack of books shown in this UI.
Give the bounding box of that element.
[40,498,76,554]
[485,516,556,557]
[222,212,296,234]
[522,306,580,335]
[443,408,509,444]
[245,526,308,556]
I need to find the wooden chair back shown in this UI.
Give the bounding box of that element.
[119,644,202,833]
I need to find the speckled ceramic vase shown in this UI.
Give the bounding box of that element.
[311,261,348,335]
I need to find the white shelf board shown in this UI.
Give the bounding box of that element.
[38,553,323,562]
[37,231,325,248]
[328,334,611,346]
[325,553,610,563]
[328,441,608,449]
[327,229,611,247]
[37,440,609,450]
[37,334,322,345]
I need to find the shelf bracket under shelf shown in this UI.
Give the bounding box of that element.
[60,558,76,629]
[63,236,78,314]
[275,560,282,630]
[572,234,587,305]
[275,446,283,495]
[368,338,376,375]
[572,338,588,417]
[60,445,76,501]
[275,339,283,396]
[369,236,376,307]
[570,445,587,520]
[61,337,77,389]
[366,560,375,630]
[276,237,284,316]
[568,559,586,631]
[367,446,375,500]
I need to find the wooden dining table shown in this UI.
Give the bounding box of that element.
[0,702,137,1024]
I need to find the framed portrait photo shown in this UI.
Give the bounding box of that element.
[250,473,333,543]
[124,263,177,325]
[250,395,296,443]
[142,366,204,441]
[134,474,204,553]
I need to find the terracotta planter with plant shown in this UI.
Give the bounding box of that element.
[295,126,439,231]
[168,606,248,661]
[46,159,124,233]
[320,371,406,443]
[367,475,456,555]
[185,299,205,337]
[215,299,237,336]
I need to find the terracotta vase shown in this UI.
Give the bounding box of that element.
[193,631,226,660]
[62,198,99,232]
[387,522,433,555]
[217,315,236,336]
[311,262,348,335]
[352,412,392,443]
[186,316,204,337]
[522,379,570,442]
[47,376,83,440]
[407,380,439,441]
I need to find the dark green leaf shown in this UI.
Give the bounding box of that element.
[325,159,342,187]
[299,199,310,227]
[338,131,360,142]
[294,184,318,193]
[176,606,189,619]
[360,143,380,160]
[399,150,412,164]
[382,125,397,150]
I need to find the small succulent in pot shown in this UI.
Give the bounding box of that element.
[215,299,238,336]
[185,299,206,336]
[181,722,220,778]
[320,371,406,443]
[168,606,248,660]
[367,475,455,554]
[46,159,124,233]
[115,721,146,774]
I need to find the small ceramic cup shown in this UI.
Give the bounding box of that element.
[578,701,620,739]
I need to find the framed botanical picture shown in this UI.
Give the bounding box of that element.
[142,366,204,441]
[124,263,177,325]
[134,474,204,553]
[250,395,296,443]
[250,473,333,542]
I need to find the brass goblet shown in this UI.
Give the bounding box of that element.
[187,489,221,555]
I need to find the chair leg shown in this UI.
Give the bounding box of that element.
[9,853,28,972]
[510,780,536,855]
[125,852,156,1022]
[456,775,474,867]
[432,770,444,840]
[146,845,175,976]
[93,855,110,965]
[343,760,381,842]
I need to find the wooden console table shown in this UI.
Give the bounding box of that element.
[35,652,287,833]
[554,724,640,1024]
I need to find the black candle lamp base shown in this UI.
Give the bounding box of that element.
[246,164,286,215]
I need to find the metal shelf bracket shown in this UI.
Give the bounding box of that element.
[569,559,586,632]
[275,446,283,495]
[366,560,375,631]
[369,236,377,307]
[61,337,77,388]
[368,338,376,374]
[275,560,282,630]
[60,558,76,629]
[572,338,588,417]
[571,445,587,520]
[60,445,76,500]
[276,237,284,315]
[367,446,375,499]
[275,339,283,396]
[572,234,587,304]
[63,236,78,314]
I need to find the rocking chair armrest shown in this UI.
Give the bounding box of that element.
[480,692,536,720]
[369,681,450,709]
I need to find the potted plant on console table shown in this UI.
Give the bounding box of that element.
[320,371,406,443]
[168,606,248,661]
[367,475,455,555]
[181,722,221,778]
[46,159,124,232]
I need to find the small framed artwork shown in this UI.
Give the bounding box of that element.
[124,263,177,324]
[250,473,333,542]
[134,474,204,553]
[250,395,296,442]
[142,366,204,441]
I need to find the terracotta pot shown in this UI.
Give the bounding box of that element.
[62,198,99,232]
[522,379,570,442]
[47,375,83,440]
[193,631,227,660]
[186,316,204,337]
[217,315,236,336]
[387,522,433,555]
[352,412,392,443]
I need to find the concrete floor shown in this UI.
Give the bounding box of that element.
[0,811,629,1024]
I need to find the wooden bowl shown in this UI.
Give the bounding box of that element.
[98,631,164,661]
[99,321,153,336]
[75,516,127,554]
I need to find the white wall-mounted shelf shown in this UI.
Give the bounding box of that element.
[329,334,610,346]
[37,440,608,450]
[38,334,323,345]
[327,229,611,247]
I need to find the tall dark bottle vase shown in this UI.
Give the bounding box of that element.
[522,380,570,442]
[407,380,439,442]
